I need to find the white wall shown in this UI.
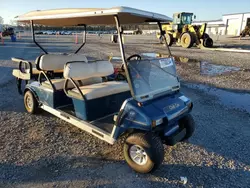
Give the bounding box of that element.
[123,30,134,35]
[206,26,225,36]
[210,25,226,36]
[142,30,158,35]
[193,20,224,25]
[223,13,250,35]
[223,14,243,35]
[195,13,250,36]
[193,20,226,35]
[218,27,226,35]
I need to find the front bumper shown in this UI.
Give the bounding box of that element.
[150,95,192,145]
[163,127,186,146]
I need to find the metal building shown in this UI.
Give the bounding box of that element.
[194,12,250,36]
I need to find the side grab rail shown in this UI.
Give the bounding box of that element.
[38,71,56,91]
[64,78,87,101]
[12,57,33,75]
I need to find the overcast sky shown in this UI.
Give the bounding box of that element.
[1,0,250,24]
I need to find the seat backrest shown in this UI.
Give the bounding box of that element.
[36,54,88,71]
[64,61,114,80]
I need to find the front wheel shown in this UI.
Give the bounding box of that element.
[124,132,164,173]
[181,32,193,48]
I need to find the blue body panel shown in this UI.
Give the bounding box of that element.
[26,81,131,121]
[140,92,191,124]
[26,82,72,108]
[72,99,87,120]
[114,91,192,138]
[26,82,192,143]
[72,91,131,121]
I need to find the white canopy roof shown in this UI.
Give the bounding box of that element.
[15,6,172,26]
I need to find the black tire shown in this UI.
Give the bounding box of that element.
[179,114,195,141]
[241,33,246,37]
[124,132,164,173]
[203,33,210,39]
[203,37,213,48]
[165,33,174,46]
[24,90,39,114]
[181,32,193,48]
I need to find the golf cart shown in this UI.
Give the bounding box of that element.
[12,7,195,173]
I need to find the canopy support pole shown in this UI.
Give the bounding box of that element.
[157,22,172,56]
[114,15,135,97]
[30,20,48,54]
[75,24,87,54]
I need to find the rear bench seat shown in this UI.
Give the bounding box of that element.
[70,81,129,100]
[64,61,130,100]
[36,54,89,90]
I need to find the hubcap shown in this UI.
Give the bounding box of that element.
[129,145,148,165]
[26,95,32,109]
[184,37,189,44]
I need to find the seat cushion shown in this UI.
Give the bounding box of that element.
[42,77,103,90]
[71,81,130,100]
[42,79,65,90]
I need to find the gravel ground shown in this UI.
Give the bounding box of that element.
[0,35,250,188]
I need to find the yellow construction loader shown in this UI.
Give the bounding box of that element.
[2,27,15,37]
[157,12,213,48]
[240,26,250,38]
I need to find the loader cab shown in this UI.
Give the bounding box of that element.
[173,12,194,26]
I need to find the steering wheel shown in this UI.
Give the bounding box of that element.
[127,54,142,61]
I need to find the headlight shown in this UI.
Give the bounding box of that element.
[179,95,189,103]
[152,118,163,127]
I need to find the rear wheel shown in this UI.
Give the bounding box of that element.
[24,90,39,114]
[165,33,174,46]
[181,33,193,48]
[179,114,195,141]
[240,33,246,37]
[124,132,164,173]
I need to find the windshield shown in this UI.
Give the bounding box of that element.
[181,15,192,25]
[128,58,180,102]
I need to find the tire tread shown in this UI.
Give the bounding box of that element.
[124,132,164,173]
